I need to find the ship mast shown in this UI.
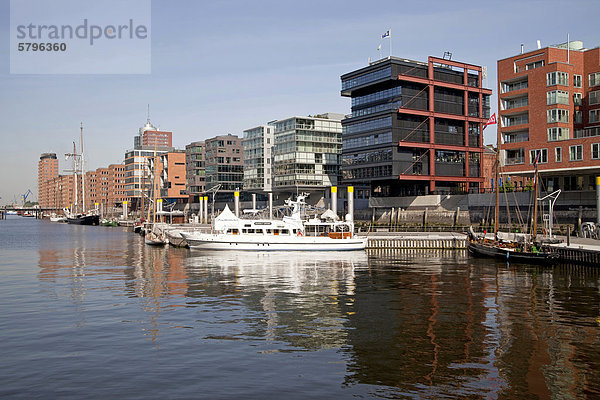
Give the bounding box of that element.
[80,122,86,214]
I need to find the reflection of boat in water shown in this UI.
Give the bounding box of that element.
[181,194,367,251]
[187,250,368,290]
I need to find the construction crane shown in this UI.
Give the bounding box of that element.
[22,189,33,206]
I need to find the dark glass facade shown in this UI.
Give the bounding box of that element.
[340,56,492,196]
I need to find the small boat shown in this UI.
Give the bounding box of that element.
[50,213,67,223]
[181,194,367,251]
[145,230,167,246]
[101,219,119,227]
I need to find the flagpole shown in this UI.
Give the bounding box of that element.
[389,28,392,58]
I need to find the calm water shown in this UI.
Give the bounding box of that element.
[1,216,599,399]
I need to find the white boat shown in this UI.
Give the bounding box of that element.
[49,213,67,223]
[181,195,367,251]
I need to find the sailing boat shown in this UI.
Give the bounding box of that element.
[65,124,100,225]
[145,141,167,246]
[467,124,558,264]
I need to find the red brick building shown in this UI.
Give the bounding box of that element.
[498,41,600,192]
[86,164,126,213]
[38,153,59,208]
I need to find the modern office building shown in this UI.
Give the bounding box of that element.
[38,153,59,208]
[185,141,206,201]
[270,114,343,197]
[340,56,492,196]
[205,134,244,194]
[498,41,600,193]
[242,125,274,192]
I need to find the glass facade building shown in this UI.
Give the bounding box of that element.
[340,56,492,196]
[242,126,274,192]
[270,114,343,194]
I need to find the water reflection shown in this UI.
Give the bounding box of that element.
[185,251,366,351]
[33,224,600,398]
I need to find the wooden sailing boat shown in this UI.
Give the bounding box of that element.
[65,124,99,225]
[467,118,558,264]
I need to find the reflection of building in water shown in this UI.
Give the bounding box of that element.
[341,255,495,396]
[493,267,600,398]
[185,251,366,350]
[342,257,600,398]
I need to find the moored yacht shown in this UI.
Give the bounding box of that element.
[181,195,367,251]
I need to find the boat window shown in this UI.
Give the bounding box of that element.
[242,229,247,233]
[266,229,272,234]
[281,229,289,235]
[247,228,255,234]
[273,229,279,235]
[231,229,239,235]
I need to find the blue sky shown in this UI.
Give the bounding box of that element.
[0,0,598,204]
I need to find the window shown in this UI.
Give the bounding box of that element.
[573,92,582,106]
[590,91,600,105]
[574,111,582,124]
[590,143,600,160]
[525,60,544,70]
[529,149,548,164]
[547,109,569,123]
[547,90,569,105]
[555,147,562,162]
[547,127,569,141]
[574,74,582,88]
[590,109,600,123]
[547,71,569,86]
[590,72,600,87]
[505,148,525,165]
[569,145,583,161]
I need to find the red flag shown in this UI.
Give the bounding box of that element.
[483,113,497,131]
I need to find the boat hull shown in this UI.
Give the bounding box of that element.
[468,241,559,264]
[66,215,100,225]
[181,232,367,251]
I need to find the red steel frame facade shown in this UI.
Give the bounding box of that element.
[396,57,492,193]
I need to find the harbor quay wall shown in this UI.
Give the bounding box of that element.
[360,192,598,227]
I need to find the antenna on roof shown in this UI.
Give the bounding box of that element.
[537,40,541,49]
[147,104,150,123]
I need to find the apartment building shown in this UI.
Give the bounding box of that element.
[498,41,600,193]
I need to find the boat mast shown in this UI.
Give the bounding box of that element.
[532,167,539,242]
[494,128,500,241]
[80,122,86,214]
[73,141,78,214]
